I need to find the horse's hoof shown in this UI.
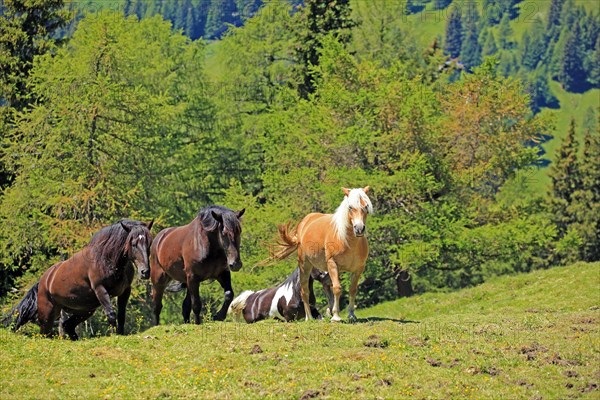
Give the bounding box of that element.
[331,315,342,322]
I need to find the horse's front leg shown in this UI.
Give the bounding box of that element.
[93,284,117,331]
[348,272,362,321]
[326,258,342,322]
[186,274,202,324]
[116,286,131,335]
[214,270,233,321]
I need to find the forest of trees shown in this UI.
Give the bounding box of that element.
[442,0,599,110]
[0,0,598,330]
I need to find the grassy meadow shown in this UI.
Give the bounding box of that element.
[1,262,598,399]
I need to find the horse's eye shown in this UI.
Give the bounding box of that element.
[349,206,354,211]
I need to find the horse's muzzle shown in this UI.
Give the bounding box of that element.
[138,266,150,280]
[229,261,243,272]
[353,225,366,237]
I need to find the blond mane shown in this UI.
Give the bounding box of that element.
[331,188,373,244]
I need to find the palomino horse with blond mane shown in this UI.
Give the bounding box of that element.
[271,187,372,321]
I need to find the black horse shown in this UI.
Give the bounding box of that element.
[6,219,153,339]
[228,267,334,323]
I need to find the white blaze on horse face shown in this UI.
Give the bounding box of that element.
[269,281,294,320]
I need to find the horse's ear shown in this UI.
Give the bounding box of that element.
[120,221,131,233]
[363,186,370,194]
[341,187,350,197]
[211,211,223,223]
[236,209,245,219]
[147,219,155,231]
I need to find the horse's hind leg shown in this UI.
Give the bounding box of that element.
[37,293,59,337]
[186,274,202,324]
[214,270,233,321]
[182,289,192,323]
[61,310,94,341]
[116,287,131,335]
[298,249,314,321]
[151,284,165,326]
[348,272,361,321]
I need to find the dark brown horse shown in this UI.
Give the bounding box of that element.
[9,219,153,339]
[150,205,244,324]
[228,267,334,323]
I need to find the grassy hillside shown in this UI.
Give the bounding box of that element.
[1,262,598,399]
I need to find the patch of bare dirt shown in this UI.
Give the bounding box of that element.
[579,383,598,393]
[249,344,263,354]
[299,389,322,399]
[363,335,389,348]
[520,343,548,361]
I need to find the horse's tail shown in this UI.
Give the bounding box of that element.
[228,290,254,321]
[5,282,39,331]
[271,222,299,261]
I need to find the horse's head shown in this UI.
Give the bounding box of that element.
[342,186,373,237]
[121,219,154,279]
[210,208,245,272]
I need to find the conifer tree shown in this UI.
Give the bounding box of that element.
[0,0,69,190]
[0,0,69,111]
[433,0,452,10]
[521,17,547,70]
[570,111,600,261]
[548,119,582,236]
[294,0,355,99]
[460,7,481,70]
[589,37,600,88]
[498,14,513,50]
[547,0,565,41]
[444,7,463,58]
[482,29,498,56]
[556,25,586,91]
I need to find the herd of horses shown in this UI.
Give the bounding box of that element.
[5,187,372,339]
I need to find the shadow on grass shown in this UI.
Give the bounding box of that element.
[350,317,419,324]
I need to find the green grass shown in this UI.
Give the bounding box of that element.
[1,262,599,399]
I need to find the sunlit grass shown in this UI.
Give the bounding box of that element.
[1,262,598,399]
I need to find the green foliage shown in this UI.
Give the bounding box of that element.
[433,0,452,10]
[0,0,69,110]
[555,26,587,92]
[444,6,462,58]
[294,0,355,98]
[497,14,513,50]
[481,29,498,57]
[0,12,219,291]
[520,17,546,71]
[548,119,582,239]
[460,7,481,70]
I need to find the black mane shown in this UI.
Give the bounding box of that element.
[89,219,151,271]
[198,205,241,234]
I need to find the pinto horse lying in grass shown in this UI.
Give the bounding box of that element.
[228,267,334,323]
